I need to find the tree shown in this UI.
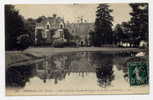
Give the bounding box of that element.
[89,30,96,46]
[47,29,56,45]
[63,29,78,47]
[17,34,31,50]
[63,28,72,43]
[129,3,148,47]
[25,18,36,46]
[114,22,134,47]
[94,4,113,46]
[113,24,124,44]
[121,22,132,42]
[5,5,32,50]
[36,16,46,23]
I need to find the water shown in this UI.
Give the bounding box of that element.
[6,51,149,95]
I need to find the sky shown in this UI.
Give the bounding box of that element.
[15,4,132,26]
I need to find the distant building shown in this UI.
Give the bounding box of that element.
[35,14,65,45]
[65,21,94,46]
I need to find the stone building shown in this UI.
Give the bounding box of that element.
[35,15,95,46]
[65,21,94,46]
[35,14,65,45]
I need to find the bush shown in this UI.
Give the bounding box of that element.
[65,41,77,47]
[52,38,66,48]
[52,38,77,47]
[17,34,31,50]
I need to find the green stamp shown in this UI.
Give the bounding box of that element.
[128,62,149,86]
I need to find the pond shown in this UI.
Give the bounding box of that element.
[6,51,149,95]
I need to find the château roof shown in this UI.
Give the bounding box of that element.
[35,15,65,29]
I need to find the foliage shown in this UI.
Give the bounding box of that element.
[17,34,31,50]
[94,4,113,46]
[63,28,73,43]
[52,38,66,48]
[25,18,36,45]
[52,29,77,47]
[129,3,148,47]
[113,24,123,44]
[113,3,148,47]
[5,5,32,50]
[47,29,56,45]
[71,35,81,44]
[114,22,132,45]
[88,30,96,46]
[36,16,46,23]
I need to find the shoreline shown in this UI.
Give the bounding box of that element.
[6,47,146,68]
[24,47,145,57]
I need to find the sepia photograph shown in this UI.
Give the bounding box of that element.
[5,3,149,96]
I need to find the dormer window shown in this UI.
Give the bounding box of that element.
[60,24,63,29]
[47,25,50,29]
[46,22,50,29]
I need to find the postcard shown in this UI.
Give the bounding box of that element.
[5,3,149,96]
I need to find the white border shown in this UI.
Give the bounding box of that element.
[0,0,152,100]
[0,0,151,4]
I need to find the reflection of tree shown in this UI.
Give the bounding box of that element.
[6,52,116,88]
[89,52,114,87]
[6,65,35,87]
[113,52,136,73]
[96,65,114,87]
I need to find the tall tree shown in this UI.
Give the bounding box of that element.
[5,5,23,50]
[129,3,148,47]
[94,4,113,46]
[5,5,31,50]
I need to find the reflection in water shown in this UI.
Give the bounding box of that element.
[35,52,93,84]
[6,65,35,87]
[90,53,114,87]
[6,51,135,88]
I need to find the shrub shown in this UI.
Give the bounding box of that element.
[17,34,31,50]
[52,38,66,48]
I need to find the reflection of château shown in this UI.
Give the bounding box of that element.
[34,52,94,83]
[6,52,123,87]
[34,52,115,87]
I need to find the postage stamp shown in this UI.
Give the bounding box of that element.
[128,62,149,86]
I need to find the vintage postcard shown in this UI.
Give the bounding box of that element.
[5,3,149,96]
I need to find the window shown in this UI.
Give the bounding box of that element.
[60,24,63,29]
[47,25,50,29]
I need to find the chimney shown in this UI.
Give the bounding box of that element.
[53,14,57,18]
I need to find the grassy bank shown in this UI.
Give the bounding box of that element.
[5,51,38,68]
[24,47,145,57]
[6,47,145,68]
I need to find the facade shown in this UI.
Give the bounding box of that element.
[65,22,94,46]
[35,15,95,46]
[35,15,65,45]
